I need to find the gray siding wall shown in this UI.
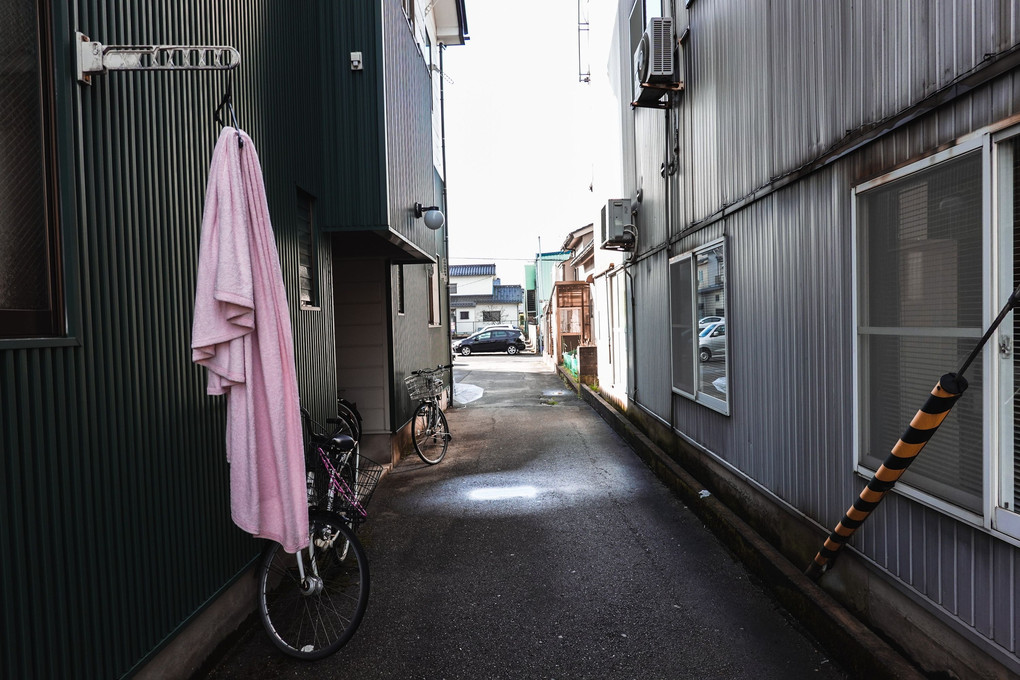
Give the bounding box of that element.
[682,0,1020,227]
[616,0,1020,672]
[631,248,672,419]
[669,171,854,518]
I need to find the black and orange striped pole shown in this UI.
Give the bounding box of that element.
[804,374,967,580]
[805,284,1020,581]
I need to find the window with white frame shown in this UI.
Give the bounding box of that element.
[852,126,1020,541]
[669,239,728,414]
[993,129,1020,537]
[856,146,985,515]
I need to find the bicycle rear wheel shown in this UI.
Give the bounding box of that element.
[326,408,358,444]
[411,401,449,464]
[337,399,363,441]
[257,510,370,660]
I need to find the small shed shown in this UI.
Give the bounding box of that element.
[549,281,591,362]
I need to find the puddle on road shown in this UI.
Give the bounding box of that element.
[540,388,571,405]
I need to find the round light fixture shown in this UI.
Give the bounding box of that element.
[414,202,445,230]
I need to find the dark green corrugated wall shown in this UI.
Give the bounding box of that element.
[1,2,349,677]
[318,0,388,231]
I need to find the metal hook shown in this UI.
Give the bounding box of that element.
[214,76,243,148]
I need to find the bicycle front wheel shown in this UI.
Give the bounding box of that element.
[257,510,370,660]
[411,402,449,464]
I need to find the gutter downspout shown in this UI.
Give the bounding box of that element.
[439,43,455,399]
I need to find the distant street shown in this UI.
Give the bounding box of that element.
[204,353,847,679]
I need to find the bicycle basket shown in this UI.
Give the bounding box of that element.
[404,370,446,400]
[306,444,384,524]
[401,373,438,399]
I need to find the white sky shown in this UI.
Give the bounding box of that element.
[442,0,620,287]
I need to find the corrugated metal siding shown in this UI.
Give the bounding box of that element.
[318,0,388,230]
[383,0,441,256]
[2,3,342,677]
[669,171,855,518]
[653,0,1020,666]
[684,0,1020,226]
[630,249,671,419]
[634,107,668,247]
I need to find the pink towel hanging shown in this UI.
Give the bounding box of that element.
[192,126,308,553]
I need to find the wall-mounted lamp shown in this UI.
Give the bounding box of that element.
[414,202,445,230]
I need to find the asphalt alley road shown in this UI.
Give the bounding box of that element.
[204,353,847,680]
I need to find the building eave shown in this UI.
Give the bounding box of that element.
[434,0,469,45]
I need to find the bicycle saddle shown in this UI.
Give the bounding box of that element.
[330,434,356,454]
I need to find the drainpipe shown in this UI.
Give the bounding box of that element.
[624,262,636,403]
[537,237,543,355]
[663,91,672,430]
[439,44,454,397]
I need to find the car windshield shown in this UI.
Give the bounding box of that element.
[699,325,715,338]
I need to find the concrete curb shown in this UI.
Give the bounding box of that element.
[557,367,926,680]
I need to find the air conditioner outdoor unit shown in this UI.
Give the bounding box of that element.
[600,198,634,251]
[633,17,678,107]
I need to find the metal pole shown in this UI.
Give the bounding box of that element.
[806,282,1020,581]
[805,373,967,580]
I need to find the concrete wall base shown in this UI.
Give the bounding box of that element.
[135,566,258,680]
[137,425,406,679]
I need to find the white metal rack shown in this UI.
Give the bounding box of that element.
[75,31,240,84]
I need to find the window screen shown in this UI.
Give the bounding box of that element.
[1008,138,1020,511]
[857,151,984,512]
[396,264,405,315]
[296,189,319,308]
[0,0,61,337]
[670,255,695,395]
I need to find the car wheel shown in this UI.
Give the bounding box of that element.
[699,347,711,363]
[461,346,472,356]
[506,345,519,355]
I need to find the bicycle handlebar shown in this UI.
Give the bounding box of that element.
[411,364,452,375]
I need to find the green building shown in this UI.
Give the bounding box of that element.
[0,2,467,677]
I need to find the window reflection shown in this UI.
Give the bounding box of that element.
[696,245,726,398]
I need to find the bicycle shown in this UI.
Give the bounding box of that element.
[255,406,381,660]
[404,364,453,464]
[335,397,362,442]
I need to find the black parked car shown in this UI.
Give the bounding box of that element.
[453,329,526,356]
